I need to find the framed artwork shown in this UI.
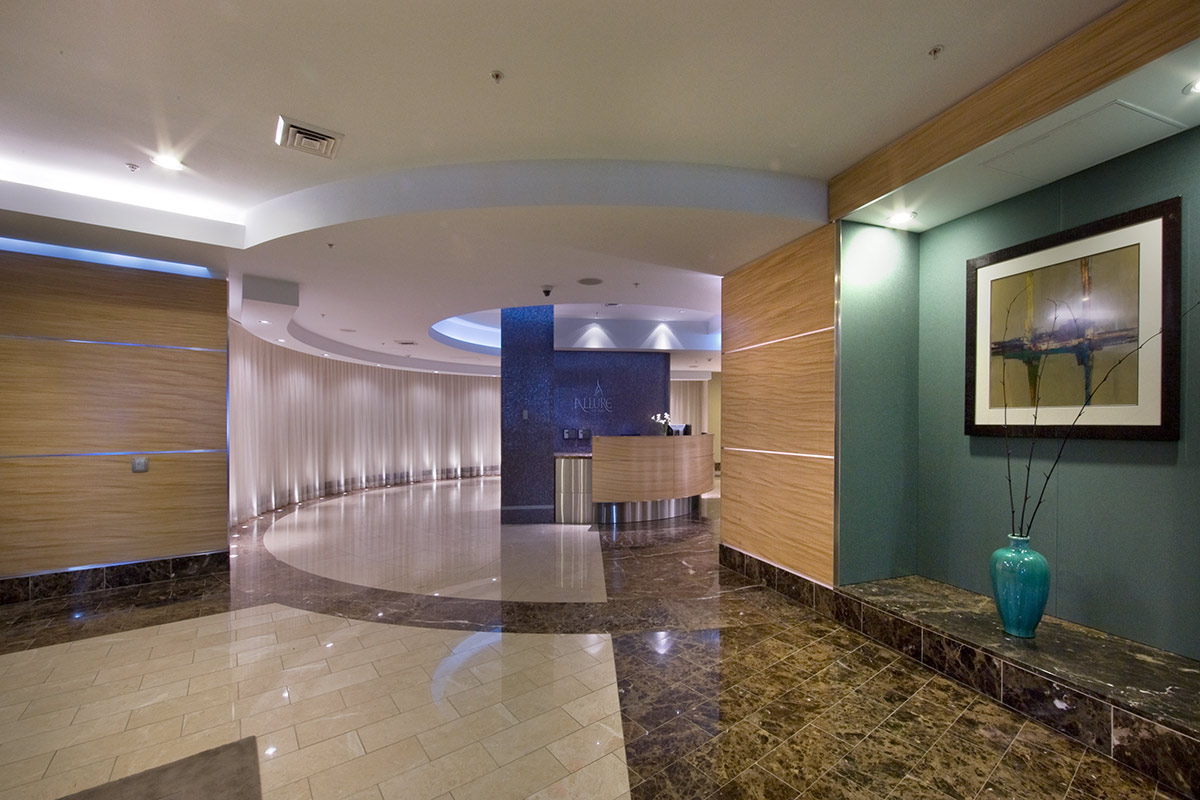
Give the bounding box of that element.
[965,197,1181,440]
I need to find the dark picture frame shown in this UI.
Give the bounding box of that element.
[965,197,1181,440]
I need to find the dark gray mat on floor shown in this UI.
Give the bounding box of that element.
[59,736,261,800]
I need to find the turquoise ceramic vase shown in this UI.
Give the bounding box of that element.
[989,535,1050,638]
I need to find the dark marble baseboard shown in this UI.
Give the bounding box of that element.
[0,551,229,606]
[719,543,1200,800]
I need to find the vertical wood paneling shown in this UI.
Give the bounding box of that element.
[721,450,835,586]
[829,0,1200,220]
[722,331,835,456]
[0,454,228,576]
[0,251,227,576]
[721,224,838,584]
[722,224,835,352]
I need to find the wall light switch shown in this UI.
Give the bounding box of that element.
[131,457,149,473]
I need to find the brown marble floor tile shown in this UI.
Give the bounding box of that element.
[811,690,897,744]
[1071,750,1159,799]
[623,713,712,778]
[685,719,783,786]
[797,771,884,800]
[757,724,850,794]
[630,755,722,800]
[708,764,802,800]
[909,727,1004,800]
[984,737,1080,799]
[830,729,926,796]
[946,697,1025,751]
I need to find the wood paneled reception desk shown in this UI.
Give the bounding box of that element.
[591,434,713,523]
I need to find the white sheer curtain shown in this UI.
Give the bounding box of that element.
[229,323,500,524]
[669,379,709,434]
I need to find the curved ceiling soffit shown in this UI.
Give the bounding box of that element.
[243,159,829,248]
[286,318,498,376]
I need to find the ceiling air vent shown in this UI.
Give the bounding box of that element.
[275,115,343,159]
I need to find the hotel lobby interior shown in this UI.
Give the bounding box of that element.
[2,2,1200,799]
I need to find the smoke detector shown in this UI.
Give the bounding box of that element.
[275,115,343,159]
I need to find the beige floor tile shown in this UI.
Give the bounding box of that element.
[45,715,182,777]
[187,657,287,694]
[357,700,460,753]
[138,653,239,689]
[108,721,240,780]
[377,742,499,800]
[534,633,607,660]
[237,636,325,667]
[570,661,617,692]
[0,751,52,792]
[324,638,412,673]
[449,747,568,800]
[480,708,581,766]
[0,710,130,767]
[468,648,550,685]
[2,668,58,692]
[387,682,449,715]
[193,632,278,662]
[527,752,630,800]
[0,672,95,712]
[520,650,602,688]
[264,779,314,800]
[561,686,621,727]
[259,725,301,761]
[127,683,236,729]
[146,629,236,660]
[485,632,546,656]
[342,788,383,800]
[72,677,190,724]
[283,637,364,671]
[545,712,624,771]
[307,736,427,800]
[239,660,332,698]
[181,700,237,735]
[286,663,380,703]
[295,696,401,749]
[338,665,431,709]
[260,732,367,792]
[0,756,114,800]
[500,675,591,722]
[0,701,29,725]
[373,643,456,677]
[91,650,197,686]
[0,707,77,746]
[416,703,520,760]
[445,672,538,717]
[240,689,346,739]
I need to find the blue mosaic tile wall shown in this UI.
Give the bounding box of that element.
[553,350,671,454]
[500,305,556,523]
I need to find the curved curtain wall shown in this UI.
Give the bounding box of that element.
[229,323,500,524]
[669,379,709,434]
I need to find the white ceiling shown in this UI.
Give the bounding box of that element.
[3,0,1170,375]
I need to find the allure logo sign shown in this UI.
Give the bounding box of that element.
[574,380,613,413]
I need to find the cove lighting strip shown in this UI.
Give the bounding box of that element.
[723,447,834,460]
[0,236,219,279]
[722,326,834,354]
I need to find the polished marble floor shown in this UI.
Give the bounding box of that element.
[0,477,1183,799]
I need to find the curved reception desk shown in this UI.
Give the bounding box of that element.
[592,435,713,524]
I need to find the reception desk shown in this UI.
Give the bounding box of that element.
[591,434,713,523]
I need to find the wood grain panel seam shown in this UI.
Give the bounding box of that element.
[723,325,835,355]
[723,447,834,460]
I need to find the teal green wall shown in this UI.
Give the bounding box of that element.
[913,126,1200,659]
[838,223,920,584]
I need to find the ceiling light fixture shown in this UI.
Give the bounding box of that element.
[578,277,602,286]
[150,153,184,171]
[886,210,917,226]
[1184,80,1200,95]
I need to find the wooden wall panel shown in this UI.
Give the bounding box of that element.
[722,224,836,352]
[0,252,227,349]
[721,449,835,586]
[722,331,835,456]
[829,0,1200,220]
[0,454,228,576]
[1,250,228,576]
[0,339,227,456]
[592,435,713,503]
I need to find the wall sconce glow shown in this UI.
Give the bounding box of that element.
[642,323,683,350]
[886,210,917,226]
[150,153,185,171]
[842,226,903,288]
[0,236,219,278]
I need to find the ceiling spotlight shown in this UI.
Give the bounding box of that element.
[276,338,286,343]
[125,162,140,172]
[150,153,184,171]
[578,277,603,286]
[259,320,271,324]
[886,210,917,226]
[1184,80,1200,95]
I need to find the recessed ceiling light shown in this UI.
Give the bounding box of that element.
[1184,80,1200,95]
[322,353,330,357]
[150,153,184,171]
[276,338,286,343]
[578,277,603,286]
[886,210,917,226]
[259,319,271,324]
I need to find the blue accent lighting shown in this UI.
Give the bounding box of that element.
[0,236,220,279]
